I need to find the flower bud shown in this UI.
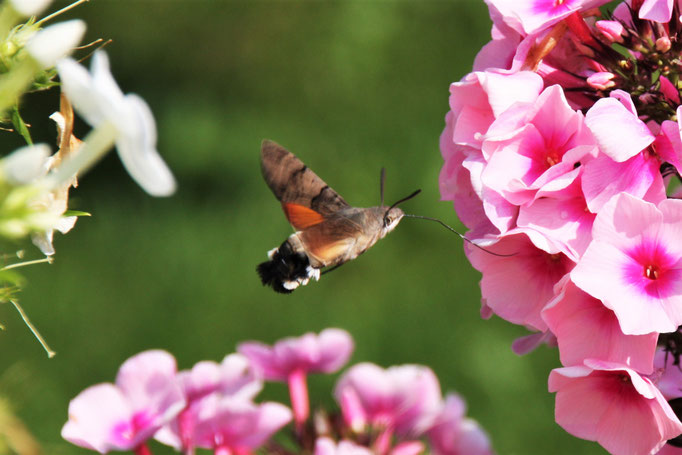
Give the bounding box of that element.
[9,0,52,17]
[595,20,624,43]
[587,72,616,90]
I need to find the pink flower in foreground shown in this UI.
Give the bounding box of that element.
[238,328,353,429]
[155,353,262,452]
[542,275,657,373]
[314,438,374,455]
[191,394,291,454]
[62,350,185,453]
[487,0,607,35]
[549,359,682,455]
[334,363,441,443]
[571,193,682,335]
[427,394,494,455]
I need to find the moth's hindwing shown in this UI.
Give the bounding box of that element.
[260,140,349,216]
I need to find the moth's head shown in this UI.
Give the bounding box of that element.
[382,207,405,235]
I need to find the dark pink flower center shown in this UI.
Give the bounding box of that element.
[111,410,155,446]
[624,238,682,297]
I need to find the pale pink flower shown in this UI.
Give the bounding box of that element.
[542,275,657,372]
[334,363,441,439]
[238,328,353,428]
[62,350,185,453]
[571,193,682,335]
[466,230,575,331]
[155,353,262,452]
[445,70,543,150]
[586,72,616,90]
[480,85,597,207]
[549,359,682,455]
[485,0,609,35]
[427,394,494,455]
[191,394,292,454]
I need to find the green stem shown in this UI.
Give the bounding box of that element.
[10,299,55,358]
[0,58,39,115]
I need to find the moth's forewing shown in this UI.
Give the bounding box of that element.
[260,140,349,216]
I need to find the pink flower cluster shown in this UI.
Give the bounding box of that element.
[62,329,493,455]
[441,1,682,453]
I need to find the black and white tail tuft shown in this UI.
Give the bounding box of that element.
[257,241,320,293]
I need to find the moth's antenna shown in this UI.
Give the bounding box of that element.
[380,168,386,207]
[403,214,516,257]
[384,189,422,226]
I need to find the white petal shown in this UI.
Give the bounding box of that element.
[2,144,51,184]
[26,20,85,68]
[57,58,105,126]
[10,0,52,16]
[114,95,175,196]
[31,230,54,255]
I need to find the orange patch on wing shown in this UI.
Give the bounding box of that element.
[283,203,325,229]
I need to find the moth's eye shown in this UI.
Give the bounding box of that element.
[384,216,393,227]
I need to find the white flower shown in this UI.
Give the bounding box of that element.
[1,144,50,184]
[25,19,85,68]
[9,0,52,16]
[56,51,176,196]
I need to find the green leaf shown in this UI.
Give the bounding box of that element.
[10,106,32,145]
[63,210,91,217]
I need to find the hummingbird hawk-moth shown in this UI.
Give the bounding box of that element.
[257,140,420,293]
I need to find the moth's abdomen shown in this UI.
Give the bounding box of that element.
[257,237,320,293]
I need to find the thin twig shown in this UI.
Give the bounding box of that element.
[10,300,55,358]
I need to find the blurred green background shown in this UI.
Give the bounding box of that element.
[0,1,605,454]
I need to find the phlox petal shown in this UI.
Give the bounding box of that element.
[585,97,654,162]
[639,0,674,22]
[62,384,136,453]
[549,362,682,455]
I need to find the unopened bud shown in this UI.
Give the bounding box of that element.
[587,72,616,90]
[595,20,624,43]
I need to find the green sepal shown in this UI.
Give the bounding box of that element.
[63,210,91,217]
[10,104,31,145]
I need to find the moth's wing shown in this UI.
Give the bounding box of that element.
[299,215,362,267]
[261,140,349,216]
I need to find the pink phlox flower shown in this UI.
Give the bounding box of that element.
[155,353,262,451]
[238,328,353,429]
[191,394,292,453]
[480,85,597,206]
[237,328,353,380]
[334,363,442,438]
[653,347,682,401]
[542,275,657,372]
[571,193,682,335]
[485,0,610,35]
[549,359,682,455]
[426,394,495,455]
[447,70,543,150]
[466,230,576,331]
[62,350,185,453]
